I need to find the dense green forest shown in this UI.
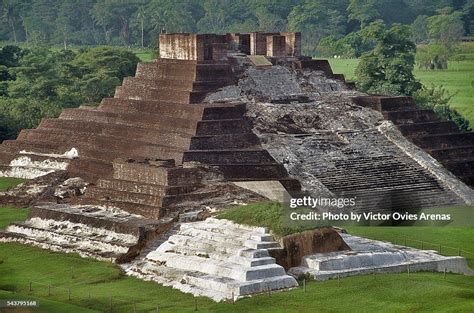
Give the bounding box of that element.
[0,45,138,140]
[1,0,473,54]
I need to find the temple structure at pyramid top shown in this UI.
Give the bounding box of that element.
[159,32,301,61]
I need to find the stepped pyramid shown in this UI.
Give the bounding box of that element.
[0,32,307,263]
[0,32,473,300]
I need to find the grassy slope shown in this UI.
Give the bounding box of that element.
[0,177,29,228]
[0,177,26,191]
[328,56,474,126]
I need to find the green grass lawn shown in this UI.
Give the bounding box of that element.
[328,57,474,126]
[0,177,26,191]
[1,181,473,312]
[132,49,156,62]
[0,178,29,228]
[1,241,473,313]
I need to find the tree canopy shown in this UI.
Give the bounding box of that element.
[0,46,138,140]
[0,0,472,55]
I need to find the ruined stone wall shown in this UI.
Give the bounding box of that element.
[250,32,301,57]
[281,32,301,57]
[159,33,228,61]
[227,33,250,54]
[266,35,287,57]
[159,34,198,60]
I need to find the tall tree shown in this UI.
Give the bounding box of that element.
[91,0,139,45]
[347,0,379,27]
[355,21,421,95]
[427,7,465,49]
[288,0,348,54]
[136,5,146,47]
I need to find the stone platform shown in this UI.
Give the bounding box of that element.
[0,203,174,262]
[125,218,298,301]
[289,232,473,280]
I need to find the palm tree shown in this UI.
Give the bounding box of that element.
[137,6,146,48]
[2,0,18,43]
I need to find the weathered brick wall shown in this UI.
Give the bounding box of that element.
[266,35,287,57]
[281,32,301,57]
[159,34,198,60]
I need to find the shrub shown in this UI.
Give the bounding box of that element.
[413,85,471,131]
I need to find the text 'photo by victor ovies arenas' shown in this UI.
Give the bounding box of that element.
[0,1,473,312]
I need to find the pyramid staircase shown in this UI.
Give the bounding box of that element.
[352,96,474,187]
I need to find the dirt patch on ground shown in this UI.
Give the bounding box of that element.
[270,228,350,270]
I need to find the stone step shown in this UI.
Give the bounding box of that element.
[427,146,474,162]
[207,163,289,180]
[151,235,253,259]
[296,59,333,76]
[351,96,415,111]
[383,109,439,124]
[85,186,216,209]
[0,164,56,179]
[85,186,166,207]
[398,121,459,137]
[147,252,287,281]
[130,263,230,301]
[202,217,269,234]
[96,179,201,196]
[99,98,204,119]
[317,170,441,186]
[442,159,474,177]
[177,226,275,246]
[122,76,194,91]
[378,97,416,111]
[411,133,474,149]
[84,199,167,219]
[190,133,261,150]
[27,204,156,235]
[122,77,230,93]
[67,159,114,181]
[6,137,183,166]
[17,128,185,158]
[135,61,197,81]
[303,251,408,271]
[136,61,232,81]
[112,164,205,186]
[59,108,198,135]
[3,221,134,261]
[202,102,247,120]
[326,182,446,193]
[179,221,272,239]
[183,149,275,164]
[0,231,123,260]
[135,261,296,300]
[115,85,207,104]
[196,119,252,135]
[39,118,193,149]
